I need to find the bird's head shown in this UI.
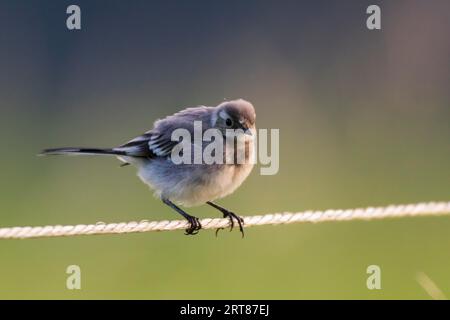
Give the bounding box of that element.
[212,99,256,136]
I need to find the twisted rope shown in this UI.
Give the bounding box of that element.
[1,201,449,239]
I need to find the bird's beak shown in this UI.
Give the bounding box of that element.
[244,128,253,136]
[240,124,252,136]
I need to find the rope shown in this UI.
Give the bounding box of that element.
[1,201,449,239]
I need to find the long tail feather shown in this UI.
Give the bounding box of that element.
[40,147,127,156]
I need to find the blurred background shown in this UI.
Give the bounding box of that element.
[0,0,450,299]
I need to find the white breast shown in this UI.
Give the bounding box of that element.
[137,135,255,207]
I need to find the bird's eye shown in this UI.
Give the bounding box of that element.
[225,118,233,127]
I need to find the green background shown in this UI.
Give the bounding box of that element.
[1,0,450,299]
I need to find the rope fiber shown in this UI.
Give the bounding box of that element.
[1,201,450,239]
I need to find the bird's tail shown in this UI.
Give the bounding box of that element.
[40,147,127,156]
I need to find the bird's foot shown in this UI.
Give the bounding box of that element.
[215,210,245,238]
[185,216,202,235]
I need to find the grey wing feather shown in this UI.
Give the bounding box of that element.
[114,132,155,157]
[115,105,214,158]
[115,131,175,158]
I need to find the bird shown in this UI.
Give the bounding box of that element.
[41,99,256,236]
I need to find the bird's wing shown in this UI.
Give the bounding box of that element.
[116,106,213,158]
[115,130,178,158]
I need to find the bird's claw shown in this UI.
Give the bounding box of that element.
[215,211,245,238]
[185,216,202,235]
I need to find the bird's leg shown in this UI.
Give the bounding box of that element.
[162,198,201,235]
[206,201,244,237]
